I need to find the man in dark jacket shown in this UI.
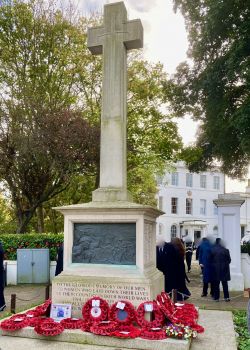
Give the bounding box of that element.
[211,238,231,301]
[156,239,178,293]
[55,243,64,276]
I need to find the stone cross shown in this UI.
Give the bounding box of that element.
[88,2,143,202]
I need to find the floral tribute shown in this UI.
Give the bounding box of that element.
[90,320,118,336]
[109,300,136,325]
[111,324,141,339]
[34,319,64,336]
[0,291,204,341]
[60,318,86,329]
[136,301,165,329]
[82,296,109,323]
[165,324,197,339]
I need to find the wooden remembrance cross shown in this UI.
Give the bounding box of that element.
[88,2,143,202]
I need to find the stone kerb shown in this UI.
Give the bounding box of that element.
[0,326,191,350]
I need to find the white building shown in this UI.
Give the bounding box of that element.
[232,180,250,238]
[156,162,225,243]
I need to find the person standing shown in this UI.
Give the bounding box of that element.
[0,242,6,311]
[184,237,194,272]
[199,237,213,297]
[171,238,191,301]
[55,243,64,276]
[211,238,231,301]
[156,238,178,293]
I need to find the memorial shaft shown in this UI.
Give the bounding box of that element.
[88,2,143,201]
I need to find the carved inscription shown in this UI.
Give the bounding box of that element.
[53,281,150,314]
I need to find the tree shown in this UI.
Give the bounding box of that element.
[0,1,99,233]
[169,0,250,178]
[0,110,99,233]
[0,1,182,233]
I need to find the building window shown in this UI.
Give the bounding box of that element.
[171,172,178,186]
[200,199,206,215]
[171,225,177,238]
[186,198,192,214]
[186,173,193,187]
[200,175,206,188]
[171,197,178,214]
[213,176,220,190]
[158,196,163,210]
[213,204,218,215]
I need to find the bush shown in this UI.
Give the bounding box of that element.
[241,243,250,256]
[0,233,63,260]
[233,310,250,350]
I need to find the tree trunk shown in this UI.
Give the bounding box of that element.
[16,208,36,234]
[37,205,44,233]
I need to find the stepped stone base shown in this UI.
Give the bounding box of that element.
[0,326,191,350]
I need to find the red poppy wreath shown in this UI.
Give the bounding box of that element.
[140,327,166,340]
[111,324,141,339]
[60,318,85,329]
[34,320,64,336]
[136,301,165,329]
[82,296,109,323]
[34,299,52,316]
[90,320,118,336]
[109,300,136,325]
[0,317,28,331]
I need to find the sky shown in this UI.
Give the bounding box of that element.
[79,0,248,192]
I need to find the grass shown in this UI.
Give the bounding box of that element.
[233,309,250,350]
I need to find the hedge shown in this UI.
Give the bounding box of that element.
[241,242,250,256]
[0,233,63,261]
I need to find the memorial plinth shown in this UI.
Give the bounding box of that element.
[52,201,164,317]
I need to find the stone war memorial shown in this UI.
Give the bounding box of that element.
[52,1,164,317]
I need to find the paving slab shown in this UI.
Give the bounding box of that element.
[191,309,237,350]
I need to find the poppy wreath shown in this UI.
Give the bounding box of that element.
[140,327,166,340]
[136,301,165,329]
[165,324,197,340]
[82,296,109,323]
[111,324,141,339]
[25,310,41,318]
[156,293,177,323]
[109,300,136,325]
[0,318,29,331]
[90,321,118,336]
[34,299,52,316]
[26,316,44,328]
[80,320,92,332]
[10,314,28,322]
[60,318,85,329]
[34,320,64,336]
[173,304,204,331]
